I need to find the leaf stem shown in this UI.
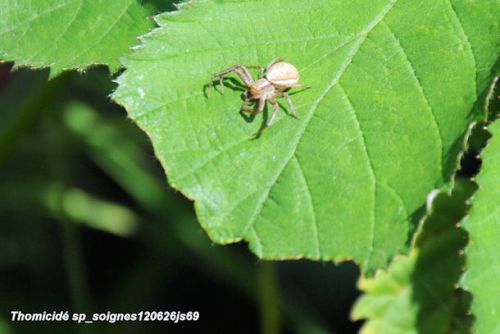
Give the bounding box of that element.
[258,261,281,334]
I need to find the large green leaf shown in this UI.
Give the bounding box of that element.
[113,0,499,272]
[462,120,500,334]
[0,0,171,76]
[352,180,474,334]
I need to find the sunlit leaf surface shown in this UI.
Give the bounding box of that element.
[113,0,499,272]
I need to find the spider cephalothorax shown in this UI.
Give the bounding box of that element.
[208,58,306,127]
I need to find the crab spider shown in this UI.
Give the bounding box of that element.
[208,58,307,127]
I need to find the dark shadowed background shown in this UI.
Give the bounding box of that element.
[0,64,363,334]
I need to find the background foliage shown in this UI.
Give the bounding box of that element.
[0,0,499,333]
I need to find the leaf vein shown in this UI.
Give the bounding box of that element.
[129,32,347,62]
[241,0,399,246]
[446,0,478,97]
[172,135,251,183]
[293,155,321,259]
[66,1,134,66]
[29,0,84,64]
[338,83,377,269]
[0,0,80,35]
[384,22,444,178]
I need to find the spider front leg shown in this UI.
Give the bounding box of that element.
[241,95,266,115]
[240,97,255,114]
[208,64,254,95]
[240,90,252,112]
[244,65,265,79]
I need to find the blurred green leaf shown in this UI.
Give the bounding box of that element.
[61,188,138,237]
[62,101,170,211]
[352,180,474,334]
[0,0,167,76]
[113,0,499,272]
[461,120,500,334]
[0,317,12,334]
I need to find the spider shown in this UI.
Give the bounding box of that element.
[207,58,306,127]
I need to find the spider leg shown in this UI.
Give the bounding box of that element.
[240,95,255,113]
[240,102,256,113]
[207,80,214,96]
[267,98,280,127]
[259,67,265,79]
[208,64,255,95]
[281,92,296,115]
[219,77,225,94]
[241,95,266,115]
[212,65,253,82]
[243,65,265,78]
[287,83,311,89]
[257,96,267,113]
[239,90,253,113]
[239,66,254,84]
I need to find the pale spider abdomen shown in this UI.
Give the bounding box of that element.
[266,62,299,89]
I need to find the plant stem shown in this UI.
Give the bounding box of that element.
[258,261,281,334]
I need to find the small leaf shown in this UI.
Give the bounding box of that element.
[0,0,168,76]
[352,180,474,334]
[461,119,500,334]
[113,0,499,272]
[61,188,138,237]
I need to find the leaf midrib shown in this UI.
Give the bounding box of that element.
[241,0,398,256]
